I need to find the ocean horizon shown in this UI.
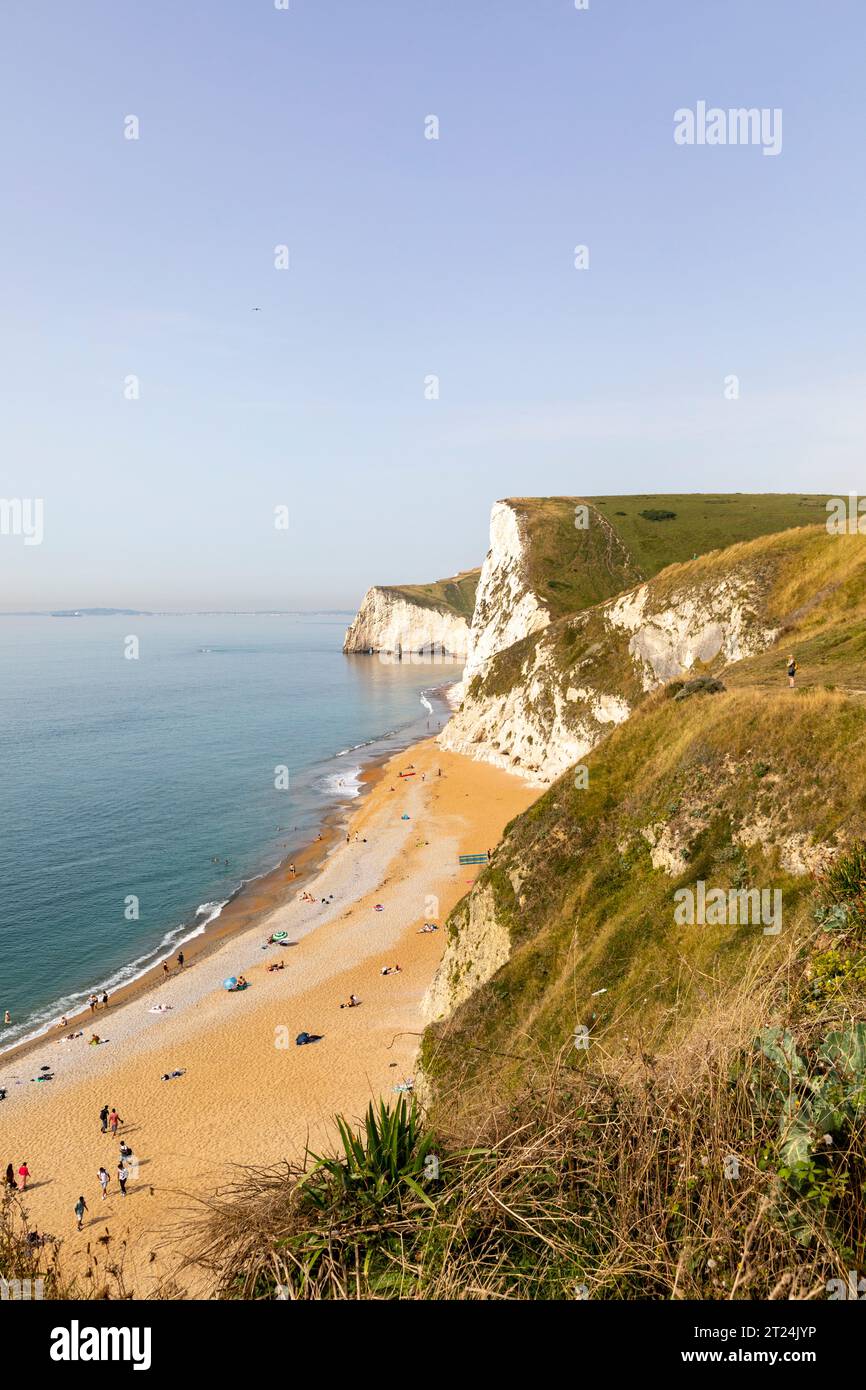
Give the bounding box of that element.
[0,614,461,1052]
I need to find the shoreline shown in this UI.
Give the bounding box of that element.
[0,766,376,1072]
[0,685,454,1070]
[0,734,538,1295]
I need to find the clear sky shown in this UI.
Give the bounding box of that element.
[1,0,864,611]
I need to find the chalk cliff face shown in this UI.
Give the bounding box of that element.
[345,499,835,788]
[460,501,552,687]
[343,588,471,656]
[439,563,780,785]
[422,884,509,1023]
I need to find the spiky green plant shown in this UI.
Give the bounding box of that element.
[817,841,866,931]
[303,1097,438,1211]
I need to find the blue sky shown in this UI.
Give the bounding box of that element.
[1,0,864,609]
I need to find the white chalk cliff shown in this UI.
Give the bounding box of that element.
[458,501,551,689]
[440,566,779,785]
[345,498,788,788]
[343,587,471,656]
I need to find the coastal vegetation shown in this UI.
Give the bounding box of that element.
[185,895,866,1299]
[8,497,862,1302]
[506,493,832,621]
[381,568,481,620]
[181,508,865,1300]
[0,1194,142,1301]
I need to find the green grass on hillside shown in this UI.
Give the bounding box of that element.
[508,494,833,622]
[469,524,866,718]
[382,568,480,619]
[591,493,832,579]
[424,681,866,1108]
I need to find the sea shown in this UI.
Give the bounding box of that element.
[0,613,462,1052]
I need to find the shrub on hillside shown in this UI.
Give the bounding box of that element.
[817,841,866,933]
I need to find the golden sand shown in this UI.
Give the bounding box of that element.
[0,740,536,1295]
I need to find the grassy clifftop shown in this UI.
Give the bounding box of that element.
[508,494,832,622]
[381,568,480,619]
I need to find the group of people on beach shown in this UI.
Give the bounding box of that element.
[99,1104,123,1135]
[3,757,445,1243]
[162,951,184,977]
[5,1160,30,1191]
[64,1109,135,1228]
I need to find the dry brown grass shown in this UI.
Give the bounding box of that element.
[176,919,864,1302]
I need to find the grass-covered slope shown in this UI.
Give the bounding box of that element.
[424,682,866,1101]
[450,525,866,783]
[509,494,832,623]
[382,568,480,619]
[427,527,866,1099]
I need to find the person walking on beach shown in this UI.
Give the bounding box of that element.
[108,1108,121,1136]
[787,654,798,688]
[5,1162,15,1190]
[99,1104,109,1133]
[17,1161,30,1191]
[176,951,184,968]
[117,1161,128,1197]
[74,1195,88,1231]
[88,993,98,1013]
[162,962,170,977]
[97,1166,110,1200]
[101,991,109,1008]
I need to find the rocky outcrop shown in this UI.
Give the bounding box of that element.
[343,588,471,656]
[422,885,509,1022]
[440,566,780,785]
[606,578,771,692]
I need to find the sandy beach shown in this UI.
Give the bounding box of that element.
[0,738,536,1296]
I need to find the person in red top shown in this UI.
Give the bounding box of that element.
[108,1109,121,1135]
[17,1161,30,1190]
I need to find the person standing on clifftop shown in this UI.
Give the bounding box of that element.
[787,654,798,688]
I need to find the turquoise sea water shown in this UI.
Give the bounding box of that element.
[0,615,460,1051]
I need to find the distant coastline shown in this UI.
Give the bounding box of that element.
[0,608,356,618]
